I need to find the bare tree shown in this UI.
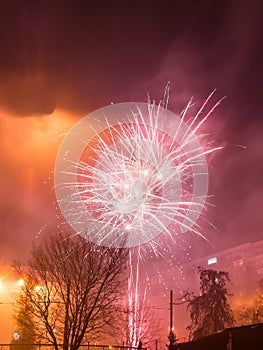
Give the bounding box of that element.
[113,298,163,349]
[13,232,128,350]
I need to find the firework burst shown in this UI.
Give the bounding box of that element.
[54,89,223,343]
[55,91,222,250]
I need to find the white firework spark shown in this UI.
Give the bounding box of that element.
[54,90,224,340]
[54,91,222,249]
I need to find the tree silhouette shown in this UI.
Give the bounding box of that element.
[10,296,37,350]
[234,278,263,325]
[166,328,179,350]
[183,267,234,340]
[13,232,128,350]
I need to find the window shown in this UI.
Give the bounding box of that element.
[208,257,217,265]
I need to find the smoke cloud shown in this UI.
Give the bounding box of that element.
[0,0,262,262]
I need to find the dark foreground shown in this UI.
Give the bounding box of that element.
[177,323,263,350]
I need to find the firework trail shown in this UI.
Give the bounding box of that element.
[54,89,223,340]
[127,248,143,346]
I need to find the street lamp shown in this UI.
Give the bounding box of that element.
[0,277,25,343]
[17,279,25,287]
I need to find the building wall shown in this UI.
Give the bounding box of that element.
[189,240,263,298]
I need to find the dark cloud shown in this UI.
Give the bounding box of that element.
[0,0,259,116]
[0,0,262,263]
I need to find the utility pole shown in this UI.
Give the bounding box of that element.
[167,290,178,350]
[170,289,173,331]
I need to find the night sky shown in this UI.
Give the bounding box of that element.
[1,0,263,264]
